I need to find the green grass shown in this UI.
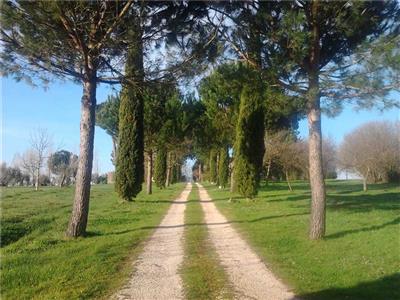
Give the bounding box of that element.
[1,183,185,300]
[181,184,232,300]
[204,180,400,300]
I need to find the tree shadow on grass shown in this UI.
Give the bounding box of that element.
[86,212,309,236]
[202,196,243,202]
[265,194,309,203]
[289,191,399,212]
[134,199,175,204]
[294,273,400,300]
[1,222,31,247]
[327,193,399,213]
[1,217,53,247]
[325,216,400,240]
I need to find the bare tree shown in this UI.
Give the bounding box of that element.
[21,149,38,187]
[294,137,338,181]
[321,136,337,179]
[338,121,399,191]
[23,128,52,190]
[264,130,302,191]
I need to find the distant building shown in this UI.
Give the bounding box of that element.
[337,170,362,180]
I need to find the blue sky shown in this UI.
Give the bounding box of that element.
[2,77,399,173]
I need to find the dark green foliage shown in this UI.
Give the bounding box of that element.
[115,25,145,201]
[115,87,144,200]
[0,163,25,186]
[48,150,71,173]
[171,163,181,184]
[96,94,120,164]
[209,149,218,184]
[96,94,120,139]
[154,147,167,189]
[233,82,265,199]
[218,147,229,188]
[48,150,78,186]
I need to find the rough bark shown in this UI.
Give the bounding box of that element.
[146,150,153,195]
[308,87,326,239]
[66,75,96,237]
[308,0,326,240]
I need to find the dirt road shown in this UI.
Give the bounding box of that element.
[115,183,192,300]
[197,183,296,300]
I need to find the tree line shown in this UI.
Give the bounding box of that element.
[1,127,108,188]
[1,1,399,239]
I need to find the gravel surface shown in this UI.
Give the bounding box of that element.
[197,183,297,300]
[115,183,192,300]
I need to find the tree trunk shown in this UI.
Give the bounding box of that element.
[111,136,118,166]
[363,167,370,191]
[308,91,326,240]
[198,163,202,182]
[230,161,235,193]
[165,152,171,187]
[265,159,272,186]
[308,0,326,240]
[66,75,96,238]
[60,173,66,187]
[229,160,235,202]
[35,167,39,191]
[146,150,153,195]
[285,170,292,192]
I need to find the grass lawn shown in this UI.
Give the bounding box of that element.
[204,180,400,300]
[181,184,232,300]
[1,183,184,300]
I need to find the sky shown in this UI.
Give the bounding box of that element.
[2,76,399,174]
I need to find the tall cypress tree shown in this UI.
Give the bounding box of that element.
[154,147,167,189]
[233,82,265,199]
[115,23,144,201]
[171,163,180,184]
[218,146,229,188]
[209,149,218,184]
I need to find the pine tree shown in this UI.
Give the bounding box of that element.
[214,0,399,238]
[0,1,135,237]
[209,149,218,184]
[115,23,144,201]
[95,94,120,165]
[218,146,229,188]
[154,147,167,189]
[233,82,265,199]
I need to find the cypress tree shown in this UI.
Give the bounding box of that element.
[218,146,229,188]
[154,147,167,189]
[209,149,218,184]
[171,163,180,184]
[115,24,144,201]
[233,82,265,199]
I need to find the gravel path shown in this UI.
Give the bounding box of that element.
[197,183,297,300]
[115,183,192,300]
